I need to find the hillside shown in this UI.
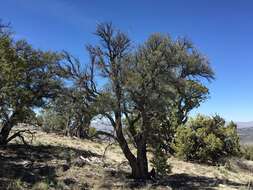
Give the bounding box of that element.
[238,127,253,145]
[0,128,253,190]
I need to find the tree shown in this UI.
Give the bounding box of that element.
[40,86,98,138]
[0,25,64,145]
[87,23,214,179]
[123,34,214,178]
[86,23,141,177]
[38,50,99,138]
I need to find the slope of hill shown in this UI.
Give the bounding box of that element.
[238,126,253,145]
[0,128,253,190]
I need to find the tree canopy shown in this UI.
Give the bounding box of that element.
[0,24,64,144]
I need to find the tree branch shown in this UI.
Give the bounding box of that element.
[6,129,36,145]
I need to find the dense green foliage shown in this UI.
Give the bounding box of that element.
[39,106,98,138]
[38,108,67,133]
[38,87,97,138]
[150,143,171,177]
[0,23,64,144]
[173,115,241,164]
[124,34,213,157]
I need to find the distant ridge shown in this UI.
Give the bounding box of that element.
[236,122,253,144]
[236,121,253,128]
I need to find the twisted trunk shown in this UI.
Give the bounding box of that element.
[132,134,149,179]
[0,122,13,145]
[115,111,149,180]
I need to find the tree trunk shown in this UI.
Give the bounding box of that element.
[75,125,85,138]
[114,112,149,180]
[131,111,150,179]
[64,116,71,136]
[0,123,12,145]
[75,123,90,139]
[131,133,149,179]
[112,69,149,180]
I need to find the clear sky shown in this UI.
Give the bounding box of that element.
[1,0,252,122]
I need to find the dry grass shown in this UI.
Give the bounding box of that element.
[0,127,253,190]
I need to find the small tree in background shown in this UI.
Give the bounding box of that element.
[38,51,99,138]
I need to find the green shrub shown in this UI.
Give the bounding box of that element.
[150,143,171,177]
[172,114,240,164]
[32,181,49,190]
[38,109,67,134]
[7,179,25,190]
[88,127,97,137]
[241,145,253,160]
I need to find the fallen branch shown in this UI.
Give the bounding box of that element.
[102,141,116,163]
[117,160,128,171]
[6,129,36,145]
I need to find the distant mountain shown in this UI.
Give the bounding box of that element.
[91,119,253,144]
[238,127,253,145]
[236,121,253,128]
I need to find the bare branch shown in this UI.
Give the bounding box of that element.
[6,129,36,145]
[102,141,116,163]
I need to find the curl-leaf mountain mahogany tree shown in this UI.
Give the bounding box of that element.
[87,23,214,179]
[0,25,64,145]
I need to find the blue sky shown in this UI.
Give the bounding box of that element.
[1,0,252,121]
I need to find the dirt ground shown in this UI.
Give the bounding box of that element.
[0,128,253,190]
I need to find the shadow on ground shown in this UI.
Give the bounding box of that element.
[99,170,246,189]
[0,143,248,190]
[0,144,100,189]
[159,173,246,190]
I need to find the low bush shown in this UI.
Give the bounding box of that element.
[150,143,171,177]
[241,145,253,161]
[173,114,240,164]
[88,127,97,137]
[38,109,67,134]
[7,179,25,190]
